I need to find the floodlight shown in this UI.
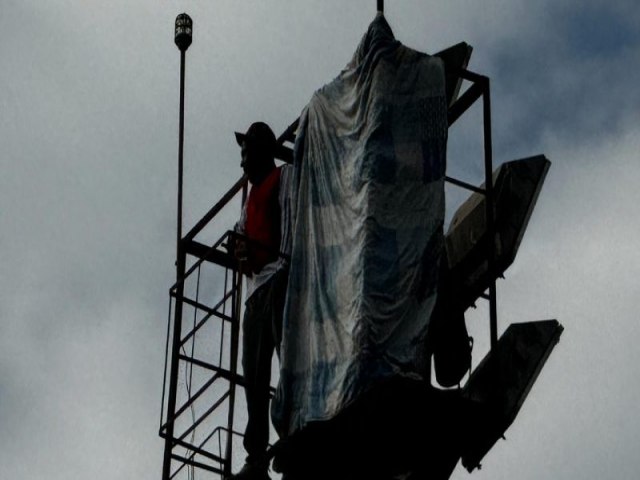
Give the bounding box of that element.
[461,319,564,471]
[445,155,551,310]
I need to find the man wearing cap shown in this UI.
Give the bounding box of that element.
[229,122,292,480]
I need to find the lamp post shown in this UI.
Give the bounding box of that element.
[162,13,192,480]
[174,12,192,256]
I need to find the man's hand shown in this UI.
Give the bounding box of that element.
[228,238,252,276]
[234,240,248,262]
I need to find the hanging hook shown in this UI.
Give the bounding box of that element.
[377,0,384,13]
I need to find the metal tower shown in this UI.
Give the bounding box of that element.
[158,14,561,479]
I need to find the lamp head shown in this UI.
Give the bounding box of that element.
[175,13,193,51]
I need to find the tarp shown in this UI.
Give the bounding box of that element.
[272,14,448,437]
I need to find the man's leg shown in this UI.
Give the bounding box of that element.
[242,282,276,468]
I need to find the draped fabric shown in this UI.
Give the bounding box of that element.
[272,14,448,437]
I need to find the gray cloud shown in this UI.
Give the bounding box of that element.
[1,1,638,479]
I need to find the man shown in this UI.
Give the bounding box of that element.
[228,122,291,480]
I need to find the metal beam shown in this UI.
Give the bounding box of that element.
[178,354,246,386]
[171,438,226,465]
[184,175,248,243]
[448,79,485,126]
[445,175,487,194]
[171,293,233,324]
[481,77,498,348]
[170,453,223,477]
[177,390,232,443]
[172,373,224,422]
[184,240,237,270]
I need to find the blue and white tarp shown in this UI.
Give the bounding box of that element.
[272,14,448,437]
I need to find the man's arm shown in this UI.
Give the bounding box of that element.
[229,201,252,276]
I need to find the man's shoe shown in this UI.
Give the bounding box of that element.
[225,462,271,480]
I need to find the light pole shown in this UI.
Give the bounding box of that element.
[174,12,192,256]
[162,13,192,480]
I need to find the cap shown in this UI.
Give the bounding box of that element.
[235,122,276,155]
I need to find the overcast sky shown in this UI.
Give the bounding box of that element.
[1,1,639,479]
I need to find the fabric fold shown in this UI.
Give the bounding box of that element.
[272,14,448,437]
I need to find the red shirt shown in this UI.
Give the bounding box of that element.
[245,166,282,273]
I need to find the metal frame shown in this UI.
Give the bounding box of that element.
[446,69,498,348]
[160,67,498,480]
[160,224,247,480]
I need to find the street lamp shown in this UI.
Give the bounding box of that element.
[173,12,192,258]
[163,12,193,480]
[175,13,193,51]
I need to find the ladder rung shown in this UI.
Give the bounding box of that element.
[172,294,233,323]
[170,453,223,477]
